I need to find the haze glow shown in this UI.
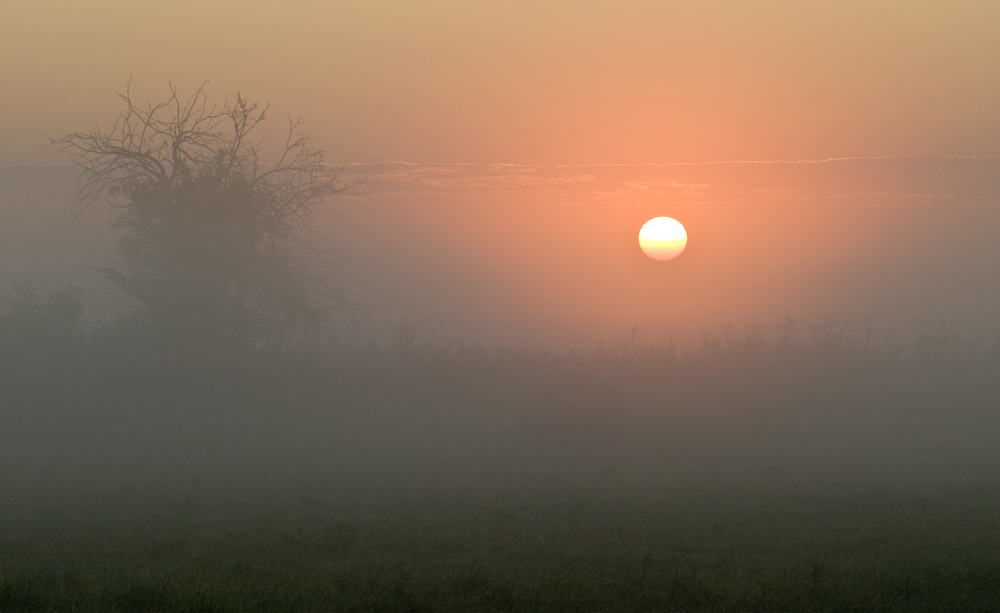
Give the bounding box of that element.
[3,2,1000,346]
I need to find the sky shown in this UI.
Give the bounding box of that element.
[2,1,1000,345]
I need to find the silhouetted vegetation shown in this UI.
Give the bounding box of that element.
[0,281,85,374]
[50,84,360,353]
[4,286,1000,608]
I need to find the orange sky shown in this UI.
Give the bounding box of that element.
[325,159,1000,344]
[3,2,1000,345]
[3,1,1000,165]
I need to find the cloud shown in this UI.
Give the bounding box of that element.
[354,162,596,191]
[349,157,1000,208]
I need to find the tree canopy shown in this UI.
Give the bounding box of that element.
[52,84,359,351]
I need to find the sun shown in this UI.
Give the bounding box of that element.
[638,217,688,261]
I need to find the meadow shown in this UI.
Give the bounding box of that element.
[5,478,1000,612]
[3,319,1000,611]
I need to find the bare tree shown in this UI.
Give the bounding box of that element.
[51,83,361,350]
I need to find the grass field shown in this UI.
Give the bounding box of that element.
[4,323,1000,611]
[4,476,1000,612]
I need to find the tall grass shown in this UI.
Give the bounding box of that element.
[3,316,1000,483]
[3,317,1000,610]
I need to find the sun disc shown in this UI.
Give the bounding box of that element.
[638,217,688,261]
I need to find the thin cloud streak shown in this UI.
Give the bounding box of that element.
[350,157,1000,208]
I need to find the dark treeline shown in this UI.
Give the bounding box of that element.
[4,281,1000,488]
